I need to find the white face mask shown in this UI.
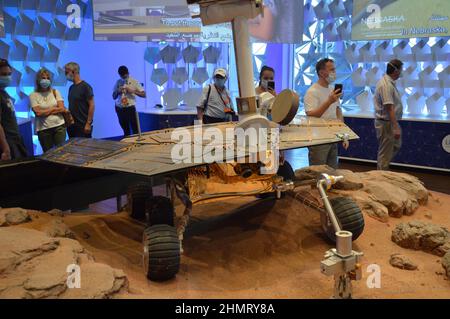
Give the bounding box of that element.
[326,72,337,84]
[66,73,74,82]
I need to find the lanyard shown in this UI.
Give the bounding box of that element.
[214,84,230,108]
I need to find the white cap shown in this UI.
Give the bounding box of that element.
[213,68,227,78]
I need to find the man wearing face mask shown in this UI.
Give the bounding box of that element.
[113,65,146,137]
[0,58,28,160]
[29,69,67,152]
[304,58,346,169]
[197,68,234,124]
[374,59,404,170]
[64,62,95,138]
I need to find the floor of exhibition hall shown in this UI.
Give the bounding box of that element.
[2,149,448,299]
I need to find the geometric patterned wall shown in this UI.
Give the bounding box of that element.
[3,0,447,118]
[144,42,229,110]
[144,43,280,111]
[143,41,279,110]
[0,1,276,114]
[294,0,449,118]
[0,0,90,117]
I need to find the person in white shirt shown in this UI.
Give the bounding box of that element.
[113,66,146,136]
[197,68,235,124]
[30,69,67,152]
[303,58,348,169]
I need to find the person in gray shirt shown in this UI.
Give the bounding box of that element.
[65,62,95,138]
[373,59,404,171]
[197,68,234,124]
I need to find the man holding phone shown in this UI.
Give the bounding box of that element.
[304,58,348,169]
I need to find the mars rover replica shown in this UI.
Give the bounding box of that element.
[4,0,365,299]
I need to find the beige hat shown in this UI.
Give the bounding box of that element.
[213,68,227,78]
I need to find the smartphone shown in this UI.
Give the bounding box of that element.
[268,80,275,91]
[334,84,343,93]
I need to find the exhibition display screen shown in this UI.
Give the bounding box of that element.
[352,0,450,40]
[92,0,303,43]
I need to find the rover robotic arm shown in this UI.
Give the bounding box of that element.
[318,174,364,299]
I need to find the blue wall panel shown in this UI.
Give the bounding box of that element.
[341,118,450,170]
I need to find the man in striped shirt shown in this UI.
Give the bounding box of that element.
[373,59,404,170]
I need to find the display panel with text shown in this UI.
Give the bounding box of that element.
[92,0,303,43]
[352,0,450,40]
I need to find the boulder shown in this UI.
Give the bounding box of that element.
[294,165,335,181]
[44,218,75,239]
[0,227,128,298]
[354,171,427,218]
[334,190,389,222]
[0,227,59,274]
[21,238,84,299]
[294,166,364,191]
[0,208,31,226]
[389,254,418,270]
[360,198,390,222]
[63,264,128,299]
[294,167,428,222]
[334,170,364,191]
[391,221,450,256]
[364,171,428,205]
[46,209,65,217]
[442,252,450,279]
[364,181,410,217]
[435,241,450,257]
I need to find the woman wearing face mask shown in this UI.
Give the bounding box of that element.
[29,69,67,152]
[256,65,277,97]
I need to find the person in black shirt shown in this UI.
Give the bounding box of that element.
[0,58,27,160]
[64,62,95,138]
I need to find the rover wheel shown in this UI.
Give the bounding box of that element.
[127,182,152,220]
[143,224,180,281]
[320,197,365,242]
[145,196,176,227]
